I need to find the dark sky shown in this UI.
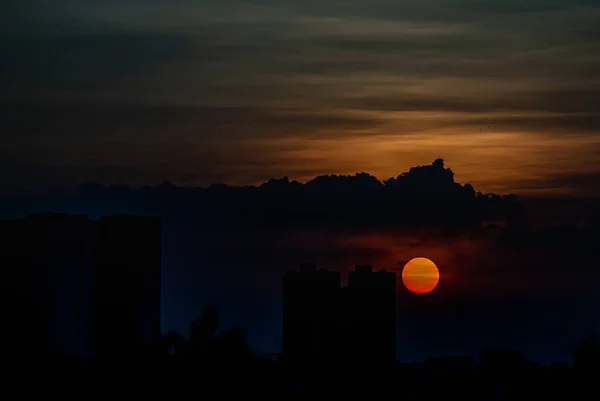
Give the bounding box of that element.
[2,0,600,195]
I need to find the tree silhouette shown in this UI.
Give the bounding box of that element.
[189,306,219,354]
[570,335,600,373]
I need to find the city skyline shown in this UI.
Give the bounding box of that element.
[3,211,597,368]
[283,263,396,363]
[1,158,597,364]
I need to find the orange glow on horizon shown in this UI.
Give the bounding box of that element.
[402,257,440,294]
[241,127,600,197]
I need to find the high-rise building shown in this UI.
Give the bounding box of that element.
[347,264,397,362]
[92,215,162,361]
[0,213,95,360]
[282,263,397,365]
[1,218,24,349]
[282,263,341,363]
[0,213,161,363]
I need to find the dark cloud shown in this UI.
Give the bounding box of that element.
[349,89,600,114]
[0,103,379,138]
[243,0,599,20]
[514,171,600,197]
[0,33,189,98]
[545,172,600,192]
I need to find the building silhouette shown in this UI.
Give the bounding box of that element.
[92,215,162,361]
[0,214,95,361]
[346,264,396,362]
[282,263,341,364]
[282,263,396,365]
[0,213,161,363]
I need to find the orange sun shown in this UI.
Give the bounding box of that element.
[402,257,440,294]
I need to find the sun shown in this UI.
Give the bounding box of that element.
[402,257,440,294]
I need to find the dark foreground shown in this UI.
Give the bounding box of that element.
[6,344,599,400]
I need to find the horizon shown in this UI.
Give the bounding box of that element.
[5,158,599,201]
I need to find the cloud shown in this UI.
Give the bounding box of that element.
[2,0,600,195]
[345,89,600,114]
[0,32,190,100]
[0,102,384,188]
[513,172,600,197]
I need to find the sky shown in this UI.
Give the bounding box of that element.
[157,222,599,364]
[2,0,600,196]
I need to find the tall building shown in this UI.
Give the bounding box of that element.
[282,263,341,363]
[0,214,95,360]
[1,218,26,355]
[347,264,397,362]
[0,213,161,363]
[282,263,397,365]
[92,215,162,361]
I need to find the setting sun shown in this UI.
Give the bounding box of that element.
[402,257,440,294]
